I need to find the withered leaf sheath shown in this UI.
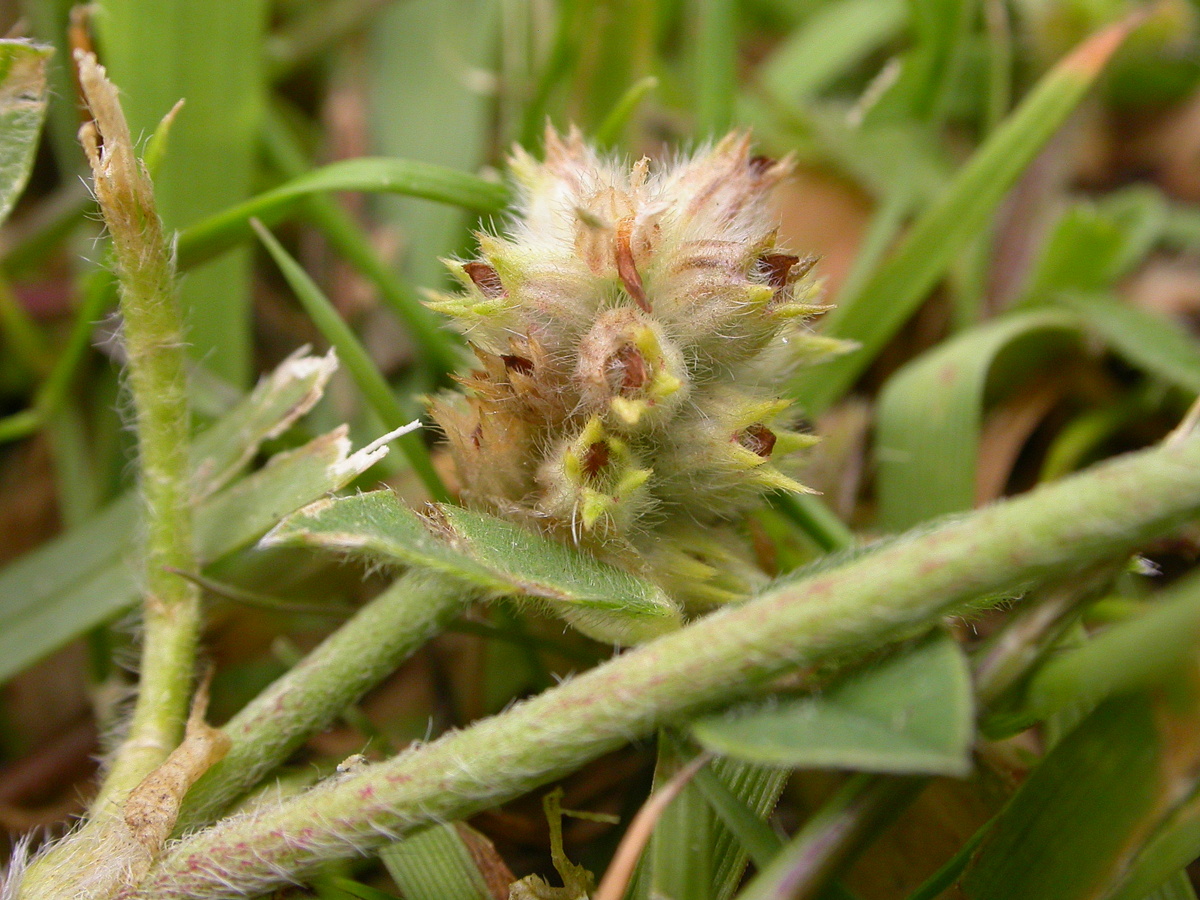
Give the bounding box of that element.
[429,130,843,608]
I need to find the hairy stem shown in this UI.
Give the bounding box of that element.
[177,570,475,830]
[135,432,1200,898]
[76,51,200,810]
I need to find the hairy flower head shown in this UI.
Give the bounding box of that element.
[430,129,842,606]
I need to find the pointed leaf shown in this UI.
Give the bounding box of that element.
[691,631,974,776]
[266,492,681,644]
[962,675,1200,900]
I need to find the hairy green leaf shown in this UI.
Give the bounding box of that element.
[266,491,682,644]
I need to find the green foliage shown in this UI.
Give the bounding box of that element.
[266,490,682,644]
[3,2,1200,899]
[691,632,974,776]
[0,41,50,226]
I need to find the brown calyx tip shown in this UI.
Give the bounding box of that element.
[581,441,611,479]
[758,253,800,290]
[737,424,776,458]
[464,261,506,299]
[758,252,819,292]
[616,218,650,313]
[613,343,649,393]
[748,155,775,176]
[501,354,534,374]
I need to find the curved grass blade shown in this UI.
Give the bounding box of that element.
[789,17,1140,414]
[178,157,510,271]
[1055,291,1200,395]
[261,105,463,378]
[962,676,1200,900]
[758,0,906,105]
[0,40,51,226]
[875,310,1080,531]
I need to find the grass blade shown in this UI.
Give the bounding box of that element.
[758,0,906,106]
[962,680,1200,900]
[177,158,509,271]
[788,17,1139,414]
[381,823,505,900]
[252,220,447,501]
[261,105,463,378]
[0,424,399,683]
[875,310,1079,531]
[1056,291,1200,395]
[96,0,268,385]
[0,40,51,226]
[366,0,498,289]
[694,0,738,136]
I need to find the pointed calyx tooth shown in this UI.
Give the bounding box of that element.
[463,261,506,298]
[545,416,653,533]
[616,217,650,312]
[575,308,687,427]
[736,423,777,458]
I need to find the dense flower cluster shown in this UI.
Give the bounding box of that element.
[429,130,842,607]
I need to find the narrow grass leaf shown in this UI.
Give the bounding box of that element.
[789,18,1138,413]
[875,310,1080,531]
[961,681,1200,900]
[178,157,509,271]
[758,0,906,105]
[0,40,51,225]
[595,76,659,148]
[866,0,972,124]
[1055,292,1200,395]
[0,347,339,654]
[0,425,398,682]
[694,0,738,136]
[1107,796,1200,900]
[697,760,788,898]
[1017,570,1200,727]
[261,106,463,378]
[265,491,681,644]
[253,221,448,501]
[96,0,268,384]
[381,823,505,900]
[735,774,923,900]
[366,0,497,289]
[691,631,973,776]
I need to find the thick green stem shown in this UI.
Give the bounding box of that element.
[177,570,474,830]
[15,51,202,900]
[136,432,1200,898]
[76,52,201,810]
